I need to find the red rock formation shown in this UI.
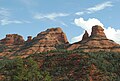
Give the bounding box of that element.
[26,36,32,42]
[14,27,69,56]
[90,25,107,39]
[1,34,24,45]
[68,30,89,50]
[0,34,25,58]
[0,26,120,58]
[68,25,120,52]
[1,34,14,45]
[35,27,68,44]
[81,30,89,42]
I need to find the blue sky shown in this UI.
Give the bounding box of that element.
[0,0,120,43]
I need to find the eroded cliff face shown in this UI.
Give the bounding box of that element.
[90,25,107,39]
[35,28,68,44]
[13,27,69,58]
[68,25,120,52]
[0,34,24,45]
[0,34,25,58]
[0,26,120,58]
[33,27,69,46]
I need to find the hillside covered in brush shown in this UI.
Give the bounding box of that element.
[0,25,120,81]
[0,50,120,81]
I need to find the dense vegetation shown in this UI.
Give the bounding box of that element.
[0,57,51,81]
[0,50,120,81]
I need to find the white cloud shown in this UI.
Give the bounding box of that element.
[33,13,69,26]
[75,12,84,15]
[0,8,10,18]
[74,18,103,34]
[0,19,30,25]
[71,33,84,43]
[0,7,31,26]
[71,17,120,44]
[75,1,113,15]
[23,20,31,23]
[59,21,68,27]
[34,13,69,20]
[105,27,120,44]
[0,19,22,25]
[87,1,113,13]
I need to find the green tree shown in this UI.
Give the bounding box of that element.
[24,57,42,81]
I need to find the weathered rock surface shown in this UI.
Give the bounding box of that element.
[0,34,25,58]
[81,30,89,42]
[67,30,89,51]
[68,25,120,52]
[14,27,69,57]
[26,36,32,42]
[0,26,120,58]
[90,25,107,39]
[0,34,24,45]
[35,27,68,45]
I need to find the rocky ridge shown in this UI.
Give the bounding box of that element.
[0,25,120,58]
[68,25,120,52]
[0,34,24,45]
[15,27,69,57]
[0,34,25,58]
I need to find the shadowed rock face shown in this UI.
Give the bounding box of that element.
[26,36,32,42]
[81,30,89,42]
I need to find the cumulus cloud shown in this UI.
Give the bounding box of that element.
[75,1,113,15]
[33,13,69,20]
[105,27,120,44]
[74,18,103,34]
[71,17,120,44]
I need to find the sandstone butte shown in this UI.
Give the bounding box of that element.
[68,25,120,52]
[0,25,120,58]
